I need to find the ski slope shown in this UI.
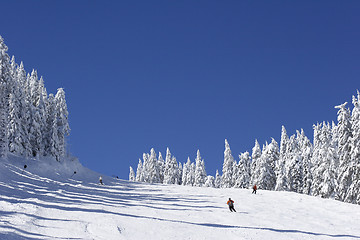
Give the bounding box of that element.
[0,156,359,240]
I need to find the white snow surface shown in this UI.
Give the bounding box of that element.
[0,156,360,240]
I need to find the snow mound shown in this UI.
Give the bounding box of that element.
[0,156,360,240]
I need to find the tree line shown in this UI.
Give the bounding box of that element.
[130,91,360,205]
[0,36,70,160]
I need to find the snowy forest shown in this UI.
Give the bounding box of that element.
[130,93,360,205]
[0,36,70,160]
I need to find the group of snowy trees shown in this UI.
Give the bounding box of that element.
[130,91,360,205]
[129,148,216,187]
[0,36,70,160]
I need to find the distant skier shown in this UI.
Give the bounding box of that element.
[99,176,103,185]
[227,198,236,212]
[21,165,27,174]
[252,184,257,194]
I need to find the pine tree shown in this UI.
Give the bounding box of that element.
[163,148,172,184]
[345,91,360,203]
[194,150,207,187]
[177,162,183,185]
[182,157,191,185]
[349,92,360,164]
[44,94,58,157]
[129,167,135,181]
[16,62,31,156]
[214,170,221,188]
[311,122,337,198]
[221,139,235,188]
[285,134,303,193]
[275,126,289,191]
[171,156,179,184]
[204,175,215,187]
[8,92,23,154]
[298,129,313,195]
[234,151,251,188]
[0,36,11,158]
[163,148,179,184]
[54,88,70,160]
[7,57,24,155]
[186,162,196,186]
[141,153,150,182]
[259,138,278,190]
[147,148,160,183]
[136,159,143,182]
[27,70,41,157]
[38,76,48,156]
[335,102,353,201]
[250,139,261,187]
[158,152,165,183]
[232,160,240,188]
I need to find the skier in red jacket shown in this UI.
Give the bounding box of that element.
[252,184,257,194]
[227,198,236,212]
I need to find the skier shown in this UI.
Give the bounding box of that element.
[227,198,236,212]
[99,176,103,185]
[252,184,257,194]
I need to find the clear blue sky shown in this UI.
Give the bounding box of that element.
[1,1,359,179]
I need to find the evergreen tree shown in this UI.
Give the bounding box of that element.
[129,167,135,181]
[232,160,240,188]
[221,139,235,188]
[44,94,58,157]
[182,157,191,185]
[258,138,278,190]
[27,70,42,157]
[346,166,360,204]
[194,150,207,187]
[163,148,172,184]
[214,169,221,188]
[158,152,165,183]
[177,162,183,185]
[345,91,360,203]
[0,36,11,158]
[298,129,313,195]
[335,102,353,201]
[8,92,23,154]
[141,153,150,182]
[311,122,337,198]
[38,76,48,155]
[234,151,251,188]
[163,148,179,184]
[136,159,143,182]
[172,156,179,184]
[204,175,215,187]
[250,139,261,187]
[147,148,160,183]
[7,57,24,155]
[275,126,289,191]
[349,92,360,163]
[54,88,70,160]
[186,162,196,186]
[16,62,31,156]
[285,134,303,193]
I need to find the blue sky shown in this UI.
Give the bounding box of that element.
[1,1,359,179]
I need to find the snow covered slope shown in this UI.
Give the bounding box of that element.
[0,156,359,240]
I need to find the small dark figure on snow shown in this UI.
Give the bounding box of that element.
[99,176,103,185]
[22,165,27,174]
[227,198,236,212]
[252,184,257,194]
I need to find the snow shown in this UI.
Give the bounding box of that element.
[1,156,360,240]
